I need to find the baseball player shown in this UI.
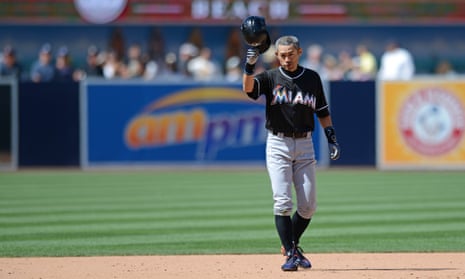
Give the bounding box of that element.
[241,17,340,272]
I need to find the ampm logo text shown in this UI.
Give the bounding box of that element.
[124,87,266,160]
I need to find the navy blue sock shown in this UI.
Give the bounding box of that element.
[292,212,311,246]
[275,215,293,252]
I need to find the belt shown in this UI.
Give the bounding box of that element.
[272,131,310,139]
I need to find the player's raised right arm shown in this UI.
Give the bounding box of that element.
[242,48,259,93]
[242,73,255,93]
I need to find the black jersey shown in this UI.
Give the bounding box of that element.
[247,66,330,133]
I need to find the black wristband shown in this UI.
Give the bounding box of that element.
[244,63,255,75]
[324,126,337,144]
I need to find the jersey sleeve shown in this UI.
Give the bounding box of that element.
[314,73,330,118]
[246,71,270,100]
[316,105,330,118]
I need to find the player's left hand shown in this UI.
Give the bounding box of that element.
[324,126,340,160]
[328,142,340,160]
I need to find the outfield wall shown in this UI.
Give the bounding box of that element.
[329,81,377,166]
[5,78,465,170]
[0,78,18,171]
[18,82,80,167]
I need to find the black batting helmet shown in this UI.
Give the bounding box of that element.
[240,16,271,54]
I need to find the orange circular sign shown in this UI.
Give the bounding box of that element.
[399,87,465,156]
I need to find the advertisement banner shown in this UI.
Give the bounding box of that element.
[377,79,465,170]
[3,1,465,24]
[82,82,322,167]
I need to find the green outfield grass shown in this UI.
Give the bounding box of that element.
[0,169,464,257]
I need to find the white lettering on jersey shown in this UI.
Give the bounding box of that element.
[271,84,316,109]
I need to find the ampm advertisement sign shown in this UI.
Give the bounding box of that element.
[81,81,268,167]
[81,81,323,168]
[377,79,465,170]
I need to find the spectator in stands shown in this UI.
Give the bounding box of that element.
[347,57,370,81]
[261,44,279,69]
[30,43,55,82]
[378,40,415,80]
[355,44,377,79]
[321,54,344,81]
[147,27,165,67]
[83,45,104,77]
[54,46,77,82]
[187,27,204,52]
[143,59,159,80]
[302,44,325,75]
[102,49,123,79]
[336,50,354,80]
[224,56,242,82]
[224,28,244,63]
[435,60,457,78]
[178,42,199,77]
[122,43,144,79]
[163,52,178,74]
[187,47,218,81]
[150,52,185,81]
[0,45,22,79]
[108,27,125,61]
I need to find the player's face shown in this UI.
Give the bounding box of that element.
[275,45,302,72]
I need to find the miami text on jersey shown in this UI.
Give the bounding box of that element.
[271,84,316,109]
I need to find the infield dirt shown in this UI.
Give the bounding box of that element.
[1,253,464,279]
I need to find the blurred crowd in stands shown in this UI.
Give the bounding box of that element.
[0,29,460,83]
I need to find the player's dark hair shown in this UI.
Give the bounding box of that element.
[275,36,300,50]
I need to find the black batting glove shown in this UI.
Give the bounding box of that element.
[244,48,260,75]
[324,126,341,160]
[246,48,259,65]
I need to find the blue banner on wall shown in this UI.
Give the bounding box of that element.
[20,81,80,166]
[329,81,376,166]
[0,79,17,170]
[82,81,322,167]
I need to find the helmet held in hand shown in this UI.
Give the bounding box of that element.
[240,16,271,54]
